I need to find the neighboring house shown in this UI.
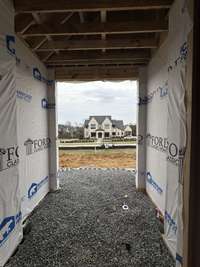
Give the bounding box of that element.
[124,125,133,136]
[84,116,125,139]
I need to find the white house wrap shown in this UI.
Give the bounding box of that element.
[140,0,193,264]
[16,37,50,220]
[0,1,58,265]
[0,1,22,266]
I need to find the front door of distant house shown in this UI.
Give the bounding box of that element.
[98,132,103,138]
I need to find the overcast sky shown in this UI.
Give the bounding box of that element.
[57,80,138,125]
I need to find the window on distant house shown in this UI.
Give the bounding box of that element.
[112,132,116,136]
[104,124,110,129]
[105,132,110,138]
[91,132,96,138]
[90,124,96,129]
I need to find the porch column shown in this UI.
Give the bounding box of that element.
[136,67,147,190]
[48,69,59,191]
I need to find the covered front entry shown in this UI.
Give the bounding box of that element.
[97,130,104,139]
[98,132,103,138]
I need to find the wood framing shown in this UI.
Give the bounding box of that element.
[15,0,173,13]
[19,20,168,37]
[14,0,174,79]
[46,60,149,67]
[36,38,158,51]
[44,50,150,63]
[54,65,139,81]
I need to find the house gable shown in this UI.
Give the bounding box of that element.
[124,125,132,132]
[102,117,112,130]
[88,117,98,129]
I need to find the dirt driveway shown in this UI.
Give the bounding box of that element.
[59,148,136,169]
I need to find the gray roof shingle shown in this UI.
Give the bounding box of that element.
[89,115,112,124]
[112,120,124,130]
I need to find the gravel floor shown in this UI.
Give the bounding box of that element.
[6,169,175,267]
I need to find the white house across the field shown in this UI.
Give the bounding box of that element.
[84,116,132,139]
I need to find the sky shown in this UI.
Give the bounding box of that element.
[57,80,138,126]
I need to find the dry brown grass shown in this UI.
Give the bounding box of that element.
[59,148,136,169]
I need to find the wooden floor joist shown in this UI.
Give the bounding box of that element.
[14,0,173,13]
[20,20,168,37]
[36,38,157,51]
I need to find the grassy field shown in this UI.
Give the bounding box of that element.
[59,148,136,169]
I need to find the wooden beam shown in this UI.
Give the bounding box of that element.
[14,0,173,13]
[79,12,84,24]
[55,65,138,72]
[46,59,149,66]
[37,38,157,51]
[20,20,168,37]
[44,50,150,63]
[60,12,74,24]
[55,66,139,81]
[30,13,74,51]
[101,10,107,52]
[33,38,48,50]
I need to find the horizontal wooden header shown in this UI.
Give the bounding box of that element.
[54,65,139,81]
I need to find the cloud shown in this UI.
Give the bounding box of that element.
[57,80,138,125]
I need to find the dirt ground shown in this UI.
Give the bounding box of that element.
[59,148,136,169]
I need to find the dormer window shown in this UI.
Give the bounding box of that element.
[91,124,96,129]
[104,124,110,129]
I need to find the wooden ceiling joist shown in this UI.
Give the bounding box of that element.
[46,59,149,67]
[14,0,174,80]
[55,65,138,72]
[14,0,173,13]
[36,38,157,51]
[44,50,150,63]
[20,20,168,37]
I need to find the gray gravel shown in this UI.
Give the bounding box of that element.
[6,168,175,267]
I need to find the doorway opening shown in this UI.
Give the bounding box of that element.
[57,80,137,170]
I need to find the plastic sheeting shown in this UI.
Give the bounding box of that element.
[165,2,192,264]
[0,1,55,264]
[16,52,50,220]
[143,0,193,264]
[0,34,22,266]
[0,34,52,265]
